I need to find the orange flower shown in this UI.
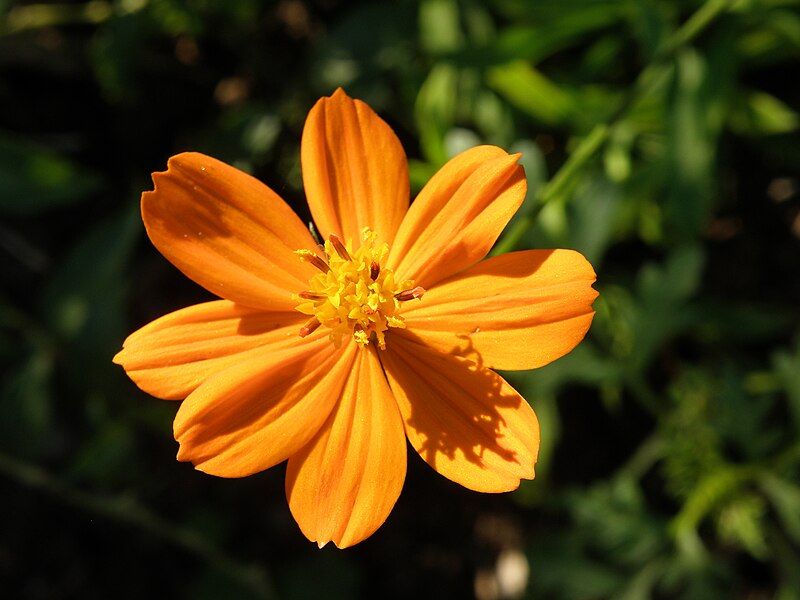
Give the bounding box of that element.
[113,89,598,548]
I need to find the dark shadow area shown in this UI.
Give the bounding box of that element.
[382,330,533,478]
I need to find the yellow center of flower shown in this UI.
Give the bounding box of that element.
[293,228,424,349]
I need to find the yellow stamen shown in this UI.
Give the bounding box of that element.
[293,228,419,349]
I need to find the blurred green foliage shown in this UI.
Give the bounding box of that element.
[1,0,799,598]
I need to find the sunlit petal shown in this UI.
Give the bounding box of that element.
[113,300,304,399]
[286,347,406,548]
[174,336,356,477]
[400,250,598,370]
[388,145,526,287]
[302,88,409,246]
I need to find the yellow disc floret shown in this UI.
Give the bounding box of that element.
[294,228,421,349]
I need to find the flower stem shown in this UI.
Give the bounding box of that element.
[0,451,278,599]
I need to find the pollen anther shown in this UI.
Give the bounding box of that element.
[328,234,351,260]
[294,228,420,349]
[299,317,321,337]
[298,291,326,300]
[295,249,329,273]
[395,286,426,302]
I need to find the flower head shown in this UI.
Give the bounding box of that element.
[113,88,598,548]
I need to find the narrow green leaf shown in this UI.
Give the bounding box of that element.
[0,133,102,216]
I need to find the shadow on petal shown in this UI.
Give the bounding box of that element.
[381,331,539,493]
[143,152,322,311]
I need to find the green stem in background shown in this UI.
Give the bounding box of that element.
[617,432,665,481]
[0,452,278,599]
[661,0,738,56]
[493,0,737,255]
[493,124,609,255]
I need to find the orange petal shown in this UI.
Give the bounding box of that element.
[142,152,320,312]
[286,347,406,549]
[301,88,409,245]
[399,250,598,371]
[388,145,526,287]
[174,336,356,477]
[113,300,305,400]
[381,335,539,493]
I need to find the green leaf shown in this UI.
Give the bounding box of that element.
[0,350,53,459]
[506,138,547,222]
[568,173,622,263]
[39,205,141,392]
[310,1,416,91]
[419,0,463,55]
[486,61,576,126]
[90,12,147,103]
[145,0,203,37]
[694,302,794,344]
[773,341,800,432]
[729,90,800,136]
[66,420,136,485]
[490,6,621,64]
[604,124,635,182]
[737,9,800,65]
[0,133,102,216]
[491,0,624,25]
[195,105,282,166]
[627,0,670,59]
[528,538,625,600]
[513,139,547,192]
[408,159,439,193]
[512,342,621,399]
[568,477,666,567]
[443,127,482,157]
[472,89,515,146]
[609,245,706,371]
[671,467,753,552]
[513,392,559,500]
[759,475,800,545]
[415,64,459,164]
[715,493,769,559]
[664,50,717,240]
[637,244,704,306]
[512,170,621,261]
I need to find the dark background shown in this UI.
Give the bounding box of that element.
[1,0,799,598]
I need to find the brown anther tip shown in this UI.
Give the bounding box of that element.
[299,251,328,273]
[369,261,380,281]
[395,286,426,302]
[299,291,325,300]
[329,234,351,261]
[299,318,321,338]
